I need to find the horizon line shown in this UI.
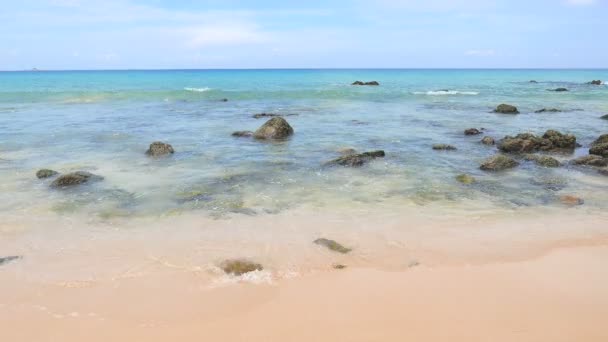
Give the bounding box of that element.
[1,67,608,72]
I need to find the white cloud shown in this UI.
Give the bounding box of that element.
[465,49,496,57]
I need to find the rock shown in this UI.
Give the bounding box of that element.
[455,174,476,184]
[337,147,357,155]
[494,104,519,114]
[535,108,562,113]
[432,144,457,151]
[352,81,379,86]
[145,141,174,157]
[590,143,608,158]
[529,80,538,83]
[253,117,294,140]
[220,98,229,102]
[524,154,560,167]
[591,134,608,146]
[480,155,519,171]
[324,150,385,167]
[531,176,568,191]
[549,88,568,92]
[600,114,608,120]
[332,264,347,270]
[36,169,59,179]
[571,155,608,167]
[313,238,351,254]
[559,195,584,206]
[220,259,263,275]
[589,80,602,85]
[498,130,576,153]
[481,136,495,145]
[232,130,253,138]
[464,128,482,136]
[252,113,280,119]
[0,255,22,266]
[50,171,103,188]
[599,169,608,176]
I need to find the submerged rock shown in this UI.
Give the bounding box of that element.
[146,141,174,157]
[480,155,519,171]
[352,81,379,86]
[0,255,22,266]
[464,128,482,136]
[36,169,59,179]
[494,104,519,114]
[432,144,457,151]
[524,154,560,167]
[231,130,253,138]
[314,238,352,254]
[324,150,385,167]
[535,108,562,113]
[571,155,608,167]
[220,259,263,276]
[559,195,584,206]
[50,171,103,188]
[253,117,294,140]
[531,176,568,191]
[498,130,576,153]
[589,80,602,85]
[481,136,495,145]
[549,88,568,92]
[455,174,476,184]
[601,114,608,120]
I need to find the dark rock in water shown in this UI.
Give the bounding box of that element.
[498,130,576,153]
[220,98,229,102]
[50,171,103,188]
[253,117,294,140]
[601,114,608,120]
[481,136,495,145]
[232,130,253,138]
[352,81,379,86]
[590,143,608,158]
[324,150,385,167]
[549,88,568,92]
[535,108,562,113]
[455,174,476,184]
[313,238,351,254]
[432,144,457,151]
[494,104,519,114]
[591,134,608,147]
[480,155,519,171]
[220,259,263,275]
[0,255,22,266]
[559,195,584,206]
[524,154,560,167]
[589,80,602,85]
[529,80,538,83]
[571,155,608,167]
[36,169,59,179]
[146,141,174,157]
[464,128,482,136]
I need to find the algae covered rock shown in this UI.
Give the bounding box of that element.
[253,117,294,140]
[324,150,385,167]
[464,128,482,136]
[314,238,352,254]
[220,259,263,275]
[480,155,519,171]
[498,130,576,153]
[36,169,59,179]
[432,144,457,151]
[590,143,608,158]
[494,104,519,114]
[571,155,608,167]
[524,154,560,168]
[455,174,476,184]
[591,134,608,147]
[535,108,562,113]
[50,171,103,188]
[146,141,174,157]
[481,136,495,145]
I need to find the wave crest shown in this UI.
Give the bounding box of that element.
[184,87,211,92]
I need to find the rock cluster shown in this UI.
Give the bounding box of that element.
[498,130,576,153]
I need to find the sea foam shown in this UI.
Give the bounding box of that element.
[184,87,211,92]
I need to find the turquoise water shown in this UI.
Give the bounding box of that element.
[1,69,607,220]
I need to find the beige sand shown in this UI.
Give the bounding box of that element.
[2,245,608,342]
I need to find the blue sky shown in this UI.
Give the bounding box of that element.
[1,0,606,69]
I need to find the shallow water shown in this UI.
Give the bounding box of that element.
[1,69,607,221]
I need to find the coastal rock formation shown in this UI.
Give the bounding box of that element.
[253,117,294,140]
[455,174,476,184]
[464,128,482,136]
[146,141,174,157]
[559,195,584,206]
[571,155,608,167]
[50,171,103,188]
[313,238,352,254]
[589,134,608,157]
[535,108,562,113]
[524,154,560,168]
[494,104,519,114]
[0,255,22,266]
[480,155,519,171]
[232,130,253,138]
[352,81,379,86]
[498,130,576,153]
[589,80,602,85]
[591,134,608,146]
[432,144,457,151]
[481,136,495,145]
[220,259,263,275]
[324,150,385,167]
[36,169,59,179]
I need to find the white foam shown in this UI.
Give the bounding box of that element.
[184,87,211,92]
[413,90,479,95]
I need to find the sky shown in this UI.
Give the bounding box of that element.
[0,0,606,70]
